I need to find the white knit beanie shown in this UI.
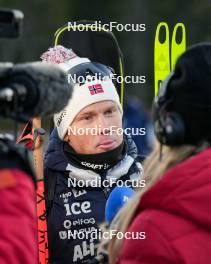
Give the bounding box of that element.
[41,45,123,140]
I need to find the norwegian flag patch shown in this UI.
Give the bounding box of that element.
[88,84,104,95]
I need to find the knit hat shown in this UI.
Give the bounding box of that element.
[166,43,211,144]
[41,45,123,140]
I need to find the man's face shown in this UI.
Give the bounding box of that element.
[64,100,123,154]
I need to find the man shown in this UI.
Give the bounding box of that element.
[42,45,143,264]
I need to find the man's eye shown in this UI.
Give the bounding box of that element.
[105,109,115,115]
[82,116,92,121]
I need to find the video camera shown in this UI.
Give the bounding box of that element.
[0,8,72,166]
[0,9,73,263]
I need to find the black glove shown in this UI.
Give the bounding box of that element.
[87,253,108,264]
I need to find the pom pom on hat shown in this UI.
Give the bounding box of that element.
[40,45,77,64]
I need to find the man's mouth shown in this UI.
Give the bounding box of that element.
[97,139,116,150]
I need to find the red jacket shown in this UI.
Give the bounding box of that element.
[0,169,38,264]
[118,147,211,264]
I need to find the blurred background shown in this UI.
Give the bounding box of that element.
[1,0,211,154]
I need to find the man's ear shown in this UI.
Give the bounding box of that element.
[63,134,69,142]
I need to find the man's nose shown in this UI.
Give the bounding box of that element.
[97,116,110,135]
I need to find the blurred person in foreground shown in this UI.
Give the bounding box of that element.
[0,140,38,263]
[107,43,211,264]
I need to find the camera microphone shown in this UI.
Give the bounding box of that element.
[0,62,72,121]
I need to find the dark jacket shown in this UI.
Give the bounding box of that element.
[118,147,211,264]
[44,129,143,264]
